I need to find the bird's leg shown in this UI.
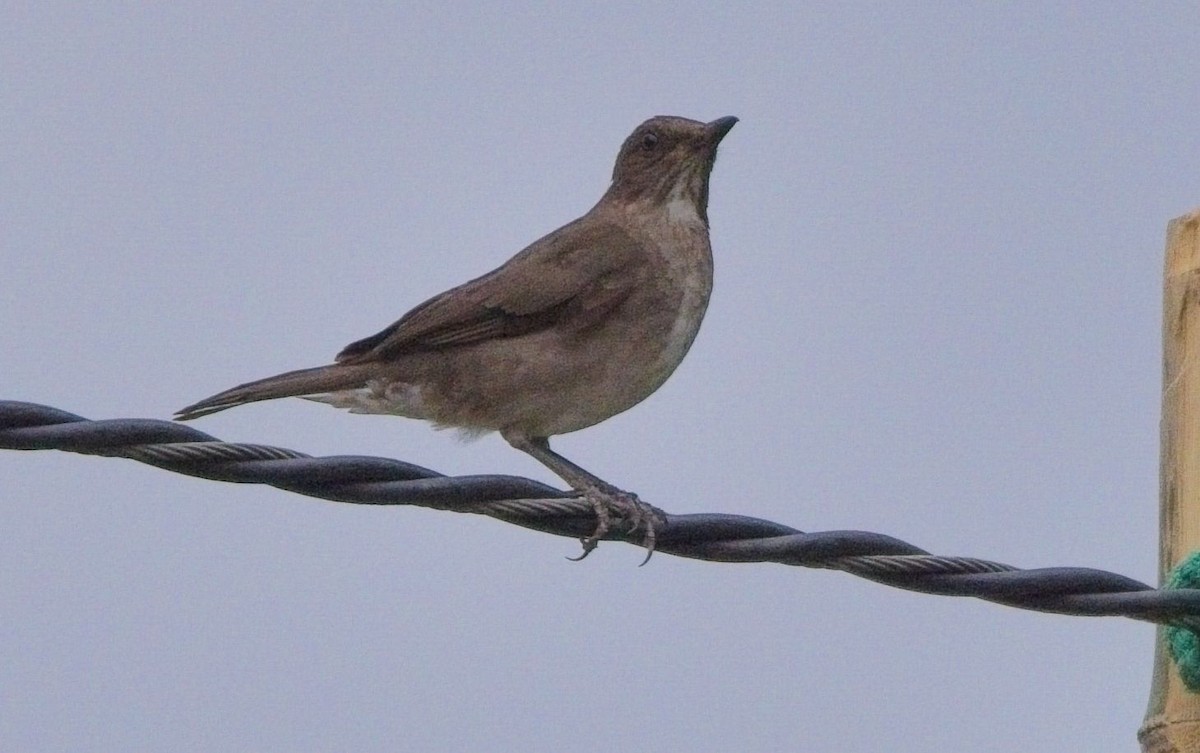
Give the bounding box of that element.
[504,434,664,562]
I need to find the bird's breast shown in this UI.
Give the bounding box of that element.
[624,205,714,395]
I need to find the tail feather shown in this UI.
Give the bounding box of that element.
[175,364,375,421]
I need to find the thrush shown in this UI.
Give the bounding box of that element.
[176,114,737,559]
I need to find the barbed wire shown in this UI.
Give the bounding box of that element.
[3,399,1197,631]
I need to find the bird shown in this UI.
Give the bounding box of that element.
[175,114,738,559]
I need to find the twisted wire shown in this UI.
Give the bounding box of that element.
[3,400,1195,630]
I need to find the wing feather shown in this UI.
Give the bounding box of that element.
[336,217,646,364]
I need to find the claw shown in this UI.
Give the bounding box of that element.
[566,536,601,561]
[638,523,657,567]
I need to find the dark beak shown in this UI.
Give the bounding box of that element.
[705,116,739,145]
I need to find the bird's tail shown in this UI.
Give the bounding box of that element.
[174,363,376,421]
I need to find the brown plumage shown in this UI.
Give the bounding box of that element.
[176,114,737,558]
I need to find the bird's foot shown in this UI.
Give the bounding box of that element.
[567,484,667,565]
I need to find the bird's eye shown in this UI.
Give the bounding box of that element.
[641,132,659,150]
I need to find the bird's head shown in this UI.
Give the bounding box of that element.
[604,115,737,225]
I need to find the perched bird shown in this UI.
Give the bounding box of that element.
[176,114,737,558]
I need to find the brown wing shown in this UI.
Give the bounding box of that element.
[336,216,647,364]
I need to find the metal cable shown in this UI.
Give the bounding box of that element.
[3,399,1195,629]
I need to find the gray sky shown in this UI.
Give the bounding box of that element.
[3,4,1197,751]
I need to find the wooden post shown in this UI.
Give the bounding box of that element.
[1141,209,1200,752]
